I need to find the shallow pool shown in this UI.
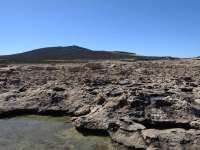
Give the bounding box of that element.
[0,115,120,150]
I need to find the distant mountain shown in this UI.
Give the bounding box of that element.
[0,45,136,62]
[194,56,200,59]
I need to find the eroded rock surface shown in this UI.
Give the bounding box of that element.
[0,60,200,149]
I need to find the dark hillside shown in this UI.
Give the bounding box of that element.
[0,46,136,62]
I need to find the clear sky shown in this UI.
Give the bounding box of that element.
[0,0,200,57]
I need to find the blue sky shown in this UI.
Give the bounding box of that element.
[0,0,200,57]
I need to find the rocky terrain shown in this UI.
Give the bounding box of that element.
[0,59,200,149]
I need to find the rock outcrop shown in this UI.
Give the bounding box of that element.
[0,60,200,149]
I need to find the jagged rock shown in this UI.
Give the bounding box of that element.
[74,105,91,116]
[110,129,147,149]
[142,128,200,150]
[0,61,200,149]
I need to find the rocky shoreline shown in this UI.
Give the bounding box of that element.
[0,60,200,149]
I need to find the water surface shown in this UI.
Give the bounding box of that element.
[0,115,119,150]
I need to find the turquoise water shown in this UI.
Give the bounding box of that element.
[0,115,120,150]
